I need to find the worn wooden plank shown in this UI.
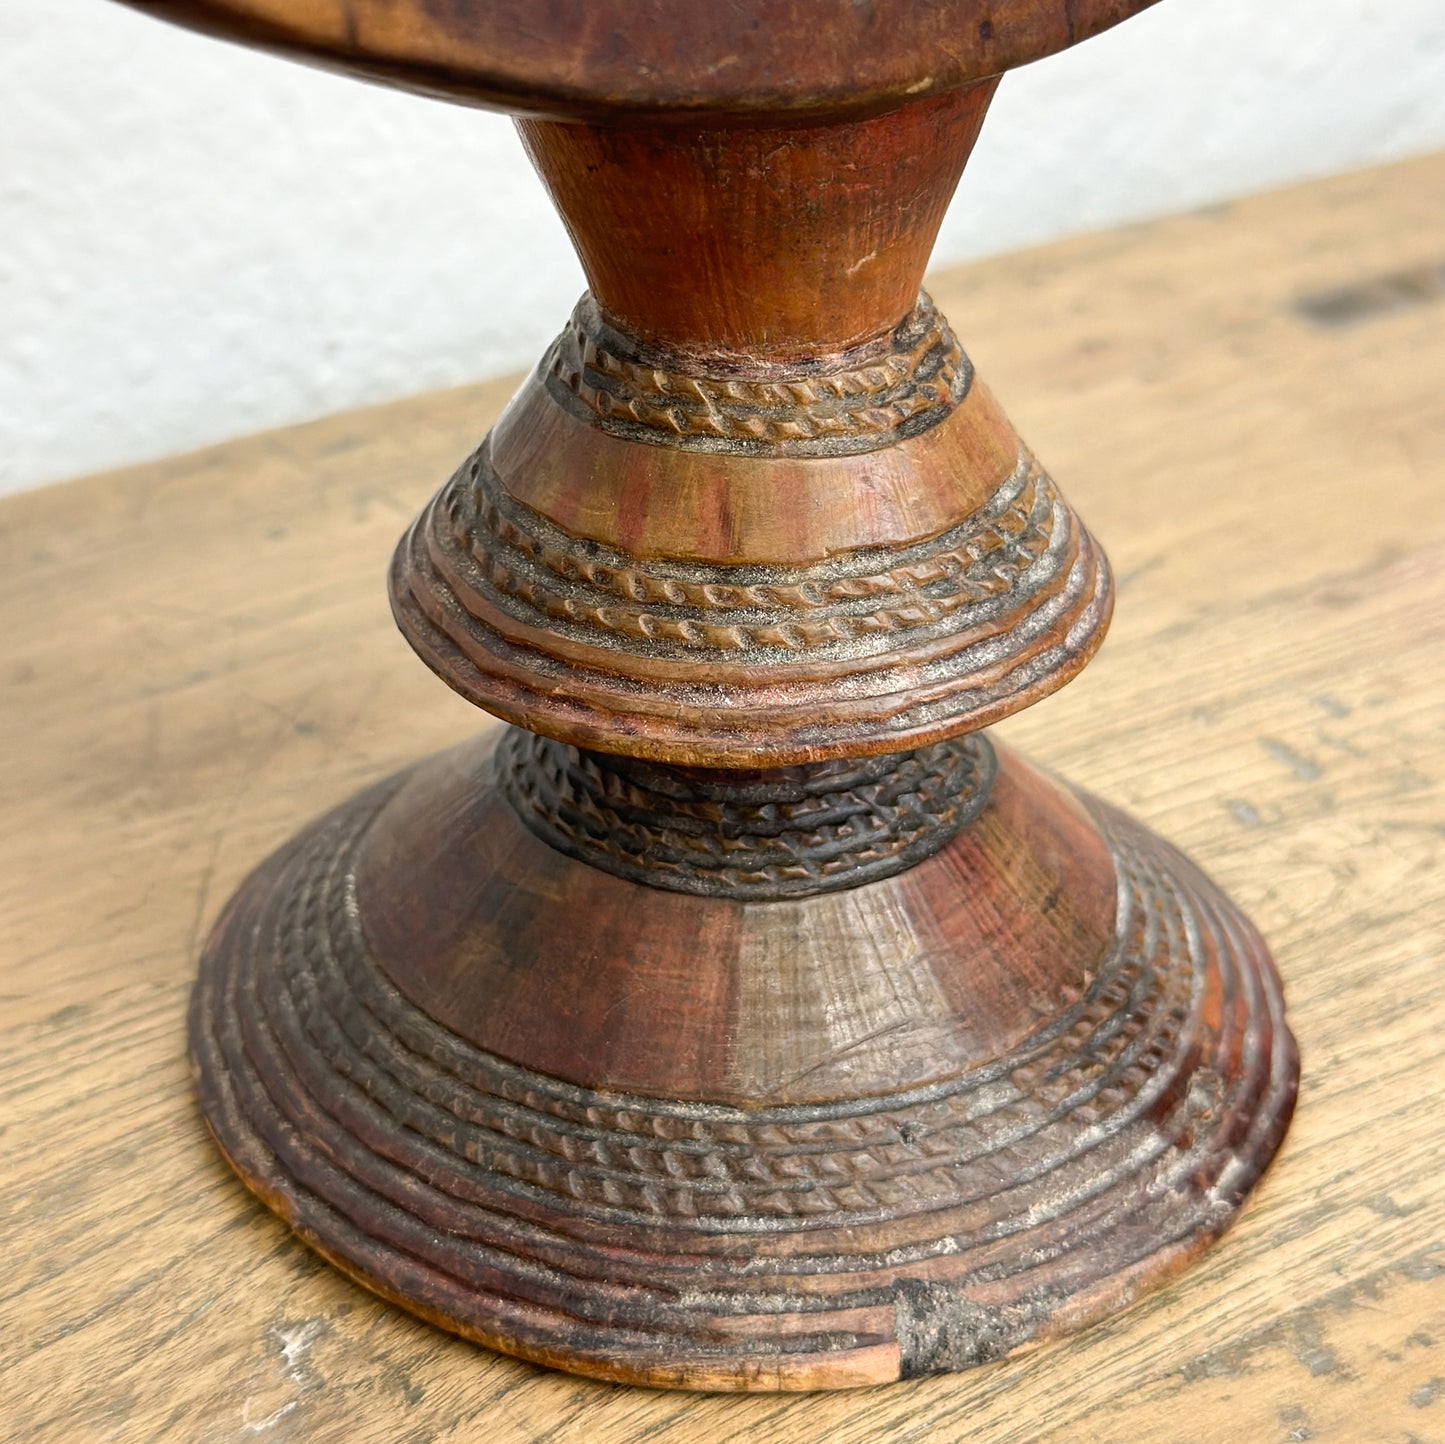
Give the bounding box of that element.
[2,152,1443,1442]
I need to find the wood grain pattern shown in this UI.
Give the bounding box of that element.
[3,153,1443,1436]
[281,22,1250,1378]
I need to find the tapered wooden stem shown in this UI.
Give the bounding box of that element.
[518,84,997,359]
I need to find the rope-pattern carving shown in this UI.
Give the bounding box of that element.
[543,293,971,456]
[391,437,1112,760]
[440,445,1063,661]
[498,732,996,899]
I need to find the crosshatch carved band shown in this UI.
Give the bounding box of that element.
[498,731,998,899]
[542,292,972,457]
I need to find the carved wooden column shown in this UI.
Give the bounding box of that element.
[120,0,1297,1390]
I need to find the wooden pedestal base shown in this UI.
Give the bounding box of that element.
[191,731,1296,1391]
[100,0,1305,1399]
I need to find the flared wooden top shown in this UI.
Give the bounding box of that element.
[116,0,1161,120]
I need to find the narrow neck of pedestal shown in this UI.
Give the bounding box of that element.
[516,81,998,364]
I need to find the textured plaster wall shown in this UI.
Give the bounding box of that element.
[4,0,1444,494]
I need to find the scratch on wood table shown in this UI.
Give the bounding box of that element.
[2,153,1443,1442]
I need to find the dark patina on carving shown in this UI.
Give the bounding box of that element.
[498,730,997,899]
[543,292,971,456]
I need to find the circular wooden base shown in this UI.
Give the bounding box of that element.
[191,735,1296,1391]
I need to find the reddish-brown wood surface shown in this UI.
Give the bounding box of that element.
[153,0,1297,1383]
[355,740,1112,1100]
[190,725,1292,1386]
[112,0,1160,119]
[392,75,1110,767]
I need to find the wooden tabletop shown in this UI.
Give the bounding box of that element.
[4,153,1443,1443]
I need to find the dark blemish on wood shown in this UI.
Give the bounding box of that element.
[1393,767,1433,794]
[1271,1199,1347,1250]
[44,1002,90,1028]
[283,1248,328,1278]
[317,431,369,458]
[1259,738,1323,781]
[1312,694,1350,719]
[1228,799,1263,828]
[1315,729,1366,760]
[893,1281,1043,1376]
[1290,1318,1342,1379]
[337,0,359,50]
[1115,553,1164,593]
[1183,1349,1242,1383]
[1295,260,1445,328]
[1402,1257,1445,1283]
[1367,1192,1407,1218]
[1408,1333,1436,1349]
[1410,1377,1444,1408]
[1184,1252,1445,1387]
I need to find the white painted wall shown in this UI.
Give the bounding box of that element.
[4,0,1444,494]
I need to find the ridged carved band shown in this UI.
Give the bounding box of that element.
[542,293,971,457]
[444,444,1065,663]
[498,731,997,900]
[391,434,1111,762]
